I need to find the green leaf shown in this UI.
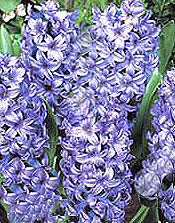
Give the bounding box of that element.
[138,196,159,223]
[57,216,70,223]
[12,40,20,56]
[0,201,9,213]
[132,67,162,157]
[49,200,60,216]
[158,20,175,76]
[76,9,87,25]
[0,0,21,13]
[44,100,58,168]
[4,23,21,34]
[0,24,13,55]
[49,191,70,222]
[10,15,24,29]
[11,33,21,56]
[100,0,107,11]
[0,174,3,184]
[62,216,70,222]
[129,205,149,223]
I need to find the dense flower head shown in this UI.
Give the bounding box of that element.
[134,149,174,199]
[0,0,162,222]
[76,0,160,106]
[59,101,133,222]
[0,155,61,222]
[134,68,175,221]
[0,52,61,222]
[20,0,82,115]
[0,155,60,223]
[58,39,133,222]
[52,0,161,222]
[0,53,48,160]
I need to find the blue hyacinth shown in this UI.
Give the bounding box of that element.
[0,0,161,222]
[134,68,175,221]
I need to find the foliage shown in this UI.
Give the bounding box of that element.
[44,100,58,168]
[0,0,21,13]
[0,24,13,54]
[143,0,175,25]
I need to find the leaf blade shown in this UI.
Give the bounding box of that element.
[132,67,162,157]
[0,0,21,13]
[11,34,21,56]
[158,20,175,75]
[0,24,13,55]
[44,100,58,168]
[129,205,149,223]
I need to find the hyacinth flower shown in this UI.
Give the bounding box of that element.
[0,1,82,221]
[55,1,159,221]
[0,0,162,222]
[0,52,61,222]
[134,68,175,221]
[0,54,48,160]
[49,0,161,222]
[134,148,174,199]
[20,0,82,125]
[77,0,160,107]
[59,88,133,222]
[4,157,60,223]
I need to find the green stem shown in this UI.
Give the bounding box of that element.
[129,205,149,223]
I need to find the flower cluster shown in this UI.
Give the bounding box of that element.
[0,0,161,222]
[5,157,60,223]
[134,68,175,221]
[77,0,160,106]
[57,0,160,222]
[0,0,83,221]
[0,53,48,159]
[0,52,60,222]
[59,90,133,222]
[0,0,86,221]
[20,0,82,125]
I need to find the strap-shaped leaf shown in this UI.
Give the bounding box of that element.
[44,100,58,168]
[0,24,13,55]
[0,200,9,215]
[129,205,149,223]
[49,200,60,216]
[143,206,159,223]
[49,199,70,222]
[11,34,21,56]
[158,20,175,76]
[132,67,162,157]
[138,196,159,223]
[0,0,21,13]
